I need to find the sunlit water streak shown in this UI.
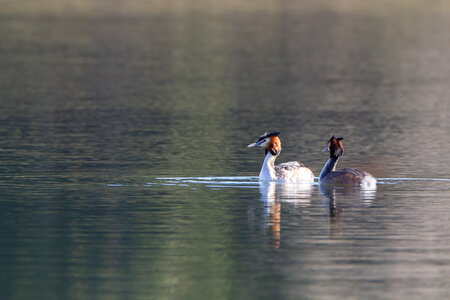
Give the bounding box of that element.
[132,176,450,189]
[378,178,450,181]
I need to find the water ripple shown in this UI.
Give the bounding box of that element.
[106,176,450,189]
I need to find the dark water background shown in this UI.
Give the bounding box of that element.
[1,1,449,299]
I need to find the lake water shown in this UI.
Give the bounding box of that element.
[1,1,449,299]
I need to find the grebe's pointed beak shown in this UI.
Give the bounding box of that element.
[247,143,258,148]
[322,147,329,152]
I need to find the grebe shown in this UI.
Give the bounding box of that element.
[247,132,314,182]
[319,136,376,188]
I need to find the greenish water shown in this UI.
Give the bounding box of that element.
[1,1,449,299]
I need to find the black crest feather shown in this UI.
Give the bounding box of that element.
[257,131,280,142]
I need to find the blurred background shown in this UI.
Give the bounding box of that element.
[1,0,449,181]
[0,1,449,299]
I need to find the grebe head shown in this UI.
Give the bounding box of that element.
[322,136,344,158]
[247,131,282,156]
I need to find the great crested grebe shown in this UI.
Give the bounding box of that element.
[247,132,314,182]
[319,136,377,188]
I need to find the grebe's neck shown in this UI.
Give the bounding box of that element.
[319,157,339,182]
[259,152,278,181]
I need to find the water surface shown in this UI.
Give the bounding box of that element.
[1,1,449,299]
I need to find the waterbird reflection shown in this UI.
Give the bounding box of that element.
[319,184,377,237]
[259,181,313,204]
[259,181,313,248]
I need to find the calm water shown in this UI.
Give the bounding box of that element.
[1,1,450,299]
